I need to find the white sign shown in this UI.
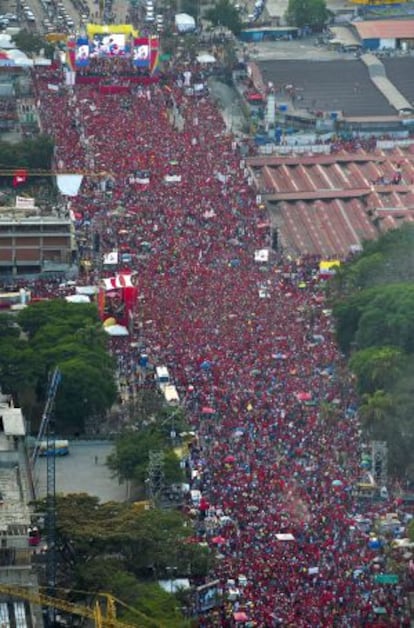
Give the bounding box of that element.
[103,251,119,265]
[15,196,35,209]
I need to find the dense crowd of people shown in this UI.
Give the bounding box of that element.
[23,62,414,626]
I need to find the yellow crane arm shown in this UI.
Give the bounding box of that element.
[0,585,138,628]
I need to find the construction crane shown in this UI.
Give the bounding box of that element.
[0,585,164,628]
[30,366,62,626]
[30,367,62,470]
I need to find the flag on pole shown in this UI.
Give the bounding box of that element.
[13,169,28,187]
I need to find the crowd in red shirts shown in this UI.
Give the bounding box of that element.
[24,63,414,626]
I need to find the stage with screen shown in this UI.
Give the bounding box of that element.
[67,25,160,80]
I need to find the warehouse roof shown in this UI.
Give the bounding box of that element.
[354,20,414,41]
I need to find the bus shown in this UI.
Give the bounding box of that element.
[38,440,69,456]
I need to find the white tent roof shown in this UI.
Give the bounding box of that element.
[75,285,97,296]
[0,35,15,49]
[197,53,216,64]
[104,324,129,336]
[65,294,90,303]
[175,13,196,32]
[158,579,190,594]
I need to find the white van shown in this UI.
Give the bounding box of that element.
[163,384,180,405]
[155,366,170,389]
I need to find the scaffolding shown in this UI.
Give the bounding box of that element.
[371,440,388,487]
[147,451,164,505]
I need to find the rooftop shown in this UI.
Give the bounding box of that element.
[353,20,414,41]
[248,147,414,257]
[257,59,395,117]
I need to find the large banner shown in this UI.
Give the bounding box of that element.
[75,37,90,66]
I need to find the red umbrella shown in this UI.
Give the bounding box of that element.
[234,612,248,622]
[247,93,263,102]
[211,536,226,545]
[297,392,312,401]
[224,455,235,464]
[201,407,215,415]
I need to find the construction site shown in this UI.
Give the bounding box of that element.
[0,393,43,627]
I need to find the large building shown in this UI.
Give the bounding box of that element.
[0,206,75,276]
[0,395,43,627]
[248,147,414,257]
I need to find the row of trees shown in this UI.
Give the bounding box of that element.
[180,0,329,35]
[107,388,190,489]
[34,494,213,627]
[332,224,414,478]
[0,135,54,174]
[0,300,117,434]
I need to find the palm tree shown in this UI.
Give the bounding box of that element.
[359,390,393,435]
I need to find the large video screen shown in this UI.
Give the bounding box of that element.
[90,33,131,57]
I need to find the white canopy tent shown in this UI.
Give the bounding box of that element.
[104,324,129,337]
[196,53,217,64]
[175,13,196,33]
[65,294,91,303]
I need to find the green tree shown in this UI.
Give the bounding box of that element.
[0,313,20,339]
[358,390,393,434]
[349,346,404,395]
[13,300,117,433]
[285,0,329,30]
[205,0,243,34]
[37,494,212,581]
[12,29,54,58]
[107,427,183,486]
[0,136,54,173]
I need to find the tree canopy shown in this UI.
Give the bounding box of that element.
[33,493,212,626]
[205,0,243,34]
[11,29,55,58]
[0,135,54,174]
[0,300,117,434]
[332,224,414,478]
[285,0,329,30]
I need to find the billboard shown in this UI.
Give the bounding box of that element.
[133,37,150,67]
[75,37,90,66]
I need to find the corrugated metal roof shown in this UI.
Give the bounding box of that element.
[354,20,414,41]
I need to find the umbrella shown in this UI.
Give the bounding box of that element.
[201,407,215,415]
[224,455,235,464]
[368,538,381,549]
[297,392,312,401]
[103,317,116,327]
[211,536,226,545]
[247,93,263,102]
[234,612,248,622]
[104,324,129,337]
[200,360,212,370]
[332,479,343,487]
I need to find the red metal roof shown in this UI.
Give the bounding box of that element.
[354,20,414,41]
[251,148,414,258]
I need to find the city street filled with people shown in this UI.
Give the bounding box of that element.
[22,60,414,626]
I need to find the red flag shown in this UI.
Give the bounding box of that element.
[13,169,27,187]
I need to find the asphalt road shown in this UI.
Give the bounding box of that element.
[208,78,247,135]
[35,440,130,502]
